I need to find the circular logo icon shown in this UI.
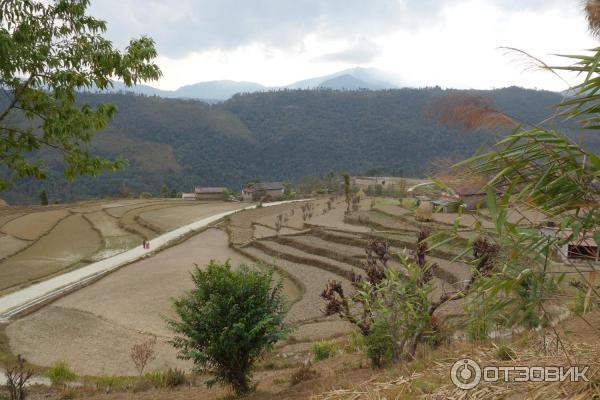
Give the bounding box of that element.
[451,358,482,390]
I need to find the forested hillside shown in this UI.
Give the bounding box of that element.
[1,86,588,204]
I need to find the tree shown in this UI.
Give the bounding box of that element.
[119,182,130,198]
[428,1,600,340]
[160,184,169,198]
[168,261,293,395]
[0,0,161,191]
[343,173,351,213]
[38,189,48,205]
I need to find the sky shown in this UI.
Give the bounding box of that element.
[89,0,598,91]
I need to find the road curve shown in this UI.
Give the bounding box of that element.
[0,199,309,322]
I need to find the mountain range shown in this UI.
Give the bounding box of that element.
[104,67,401,101]
[3,85,594,205]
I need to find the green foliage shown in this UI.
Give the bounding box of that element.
[145,368,187,388]
[0,0,160,191]
[139,192,152,199]
[311,341,337,361]
[160,184,169,198]
[343,173,351,212]
[363,264,436,363]
[444,46,600,341]
[343,330,366,353]
[168,260,293,395]
[364,320,394,368]
[45,361,77,384]
[3,87,584,204]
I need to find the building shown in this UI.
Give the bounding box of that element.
[181,193,196,200]
[194,187,228,201]
[540,224,599,262]
[242,182,285,201]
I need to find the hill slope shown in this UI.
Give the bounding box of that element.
[1,87,590,204]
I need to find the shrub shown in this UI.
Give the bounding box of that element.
[289,364,319,386]
[46,361,77,385]
[5,355,33,400]
[495,344,516,361]
[145,368,186,388]
[344,330,365,353]
[168,261,293,395]
[130,336,157,376]
[139,192,153,199]
[311,341,336,361]
[364,321,393,368]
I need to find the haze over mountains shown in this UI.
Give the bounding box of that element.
[106,67,401,101]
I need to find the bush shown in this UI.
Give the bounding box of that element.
[139,192,153,199]
[365,321,393,368]
[46,361,77,384]
[168,261,293,396]
[289,364,319,386]
[145,368,186,388]
[495,344,516,361]
[311,341,336,361]
[344,330,365,353]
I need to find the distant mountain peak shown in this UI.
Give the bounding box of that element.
[101,67,402,101]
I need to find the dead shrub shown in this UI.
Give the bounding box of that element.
[290,363,319,386]
[5,355,33,400]
[130,336,157,376]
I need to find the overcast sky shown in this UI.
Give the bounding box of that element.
[89,0,597,91]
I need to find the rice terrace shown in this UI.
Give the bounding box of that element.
[3,1,600,399]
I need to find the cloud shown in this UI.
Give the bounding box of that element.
[89,0,569,58]
[314,39,383,63]
[89,0,407,57]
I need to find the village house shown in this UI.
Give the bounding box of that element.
[540,223,599,262]
[194,187,228,201]
[242,182,285,201]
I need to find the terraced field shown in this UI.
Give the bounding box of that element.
[0,199,248,294]
[226,197,475,357]
[3,195,479,379]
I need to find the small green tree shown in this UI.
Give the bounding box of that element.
[39,189,48,205]
[168,261,293,395]
[160,184,169,198]
[343,173,351,213]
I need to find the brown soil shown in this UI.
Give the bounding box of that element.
[0,209,70,240]
[0,214,101,291]
[6,228,301,376]
[0,234,30,259]
[138,202,245,232]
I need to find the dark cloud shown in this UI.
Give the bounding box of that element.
[89,0,570,58]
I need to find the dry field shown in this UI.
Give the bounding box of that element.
[7,228,300,376]
[4,193,564,400]
[0,199,248,293]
